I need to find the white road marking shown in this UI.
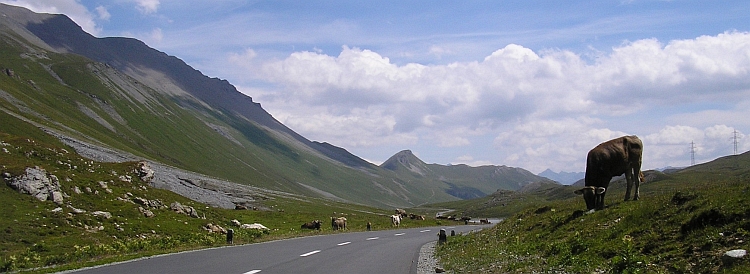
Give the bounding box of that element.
[244,270,261,274]
[394,233,405,236]
[366,237,379,240]
[419,230,431,233]
[300,250,321,257]
[337,241,351,246]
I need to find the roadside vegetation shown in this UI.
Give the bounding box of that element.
[0,111,455,273]
[435,153,750,273]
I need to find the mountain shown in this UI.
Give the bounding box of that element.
[0,4,545,208]
[0,3,434,208]
[381,150,553,199]
[538,169,584,185]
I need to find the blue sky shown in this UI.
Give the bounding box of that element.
[4,0,750,174]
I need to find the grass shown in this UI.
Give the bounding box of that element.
[436,158,750,273]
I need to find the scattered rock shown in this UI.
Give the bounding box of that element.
[231,219,242,227]
[3,68,14,77]
[171,201,199,218]
[73,186,82,194]
[5,166,65,205]
[723,249,747,266]
[138,207,155,218]
[204,223,226,234]
[67,205,86,214]
[240,223,268,230]
[91,211,112,219]
[51,207,63,213]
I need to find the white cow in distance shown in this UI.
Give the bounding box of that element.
[391,215,401,227]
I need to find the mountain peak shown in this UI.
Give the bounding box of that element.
[380,150,430,175]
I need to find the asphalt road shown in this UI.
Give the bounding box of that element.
[65,224,490,274]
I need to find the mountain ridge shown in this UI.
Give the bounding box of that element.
[1,3,548,208]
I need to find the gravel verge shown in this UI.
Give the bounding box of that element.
[417,241,447,274]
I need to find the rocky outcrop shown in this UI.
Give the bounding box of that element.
[5,166,65,205]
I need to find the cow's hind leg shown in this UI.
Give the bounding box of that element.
[624,169,634,201]
[634,171,642,201]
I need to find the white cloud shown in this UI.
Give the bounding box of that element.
[247,32,750,171]
[1,0,101,35]
[134,0,159,14]
[94,5,110,21]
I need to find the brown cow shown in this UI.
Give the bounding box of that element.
[331,217,347,230]
[575,135,643,210]
[301,220,321,230]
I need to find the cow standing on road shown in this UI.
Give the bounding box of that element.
[575,135,644,211]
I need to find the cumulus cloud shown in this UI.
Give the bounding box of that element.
[247,31,750,171]
[1,0,101,35]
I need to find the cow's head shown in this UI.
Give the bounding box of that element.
[574,186,606,210]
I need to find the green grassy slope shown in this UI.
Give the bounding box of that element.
[0,111,458,272]
[435,152,750,273]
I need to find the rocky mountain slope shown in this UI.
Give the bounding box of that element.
[0,4,544,208]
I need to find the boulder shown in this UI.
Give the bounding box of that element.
[138,207,155,218]
[171,201,199,218]
[137,161,154,183]
[204,223,226,234]
[723,249,747,266]
[6,167,65,205]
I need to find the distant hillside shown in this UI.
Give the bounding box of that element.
[381,150,553,199]
[538,169,584,185]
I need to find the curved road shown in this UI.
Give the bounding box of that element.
[67,224,490,274]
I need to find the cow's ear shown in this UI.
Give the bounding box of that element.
[596,187,606,194]
[574,189,585,195]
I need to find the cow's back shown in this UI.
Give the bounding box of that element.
[585,137,628,187]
